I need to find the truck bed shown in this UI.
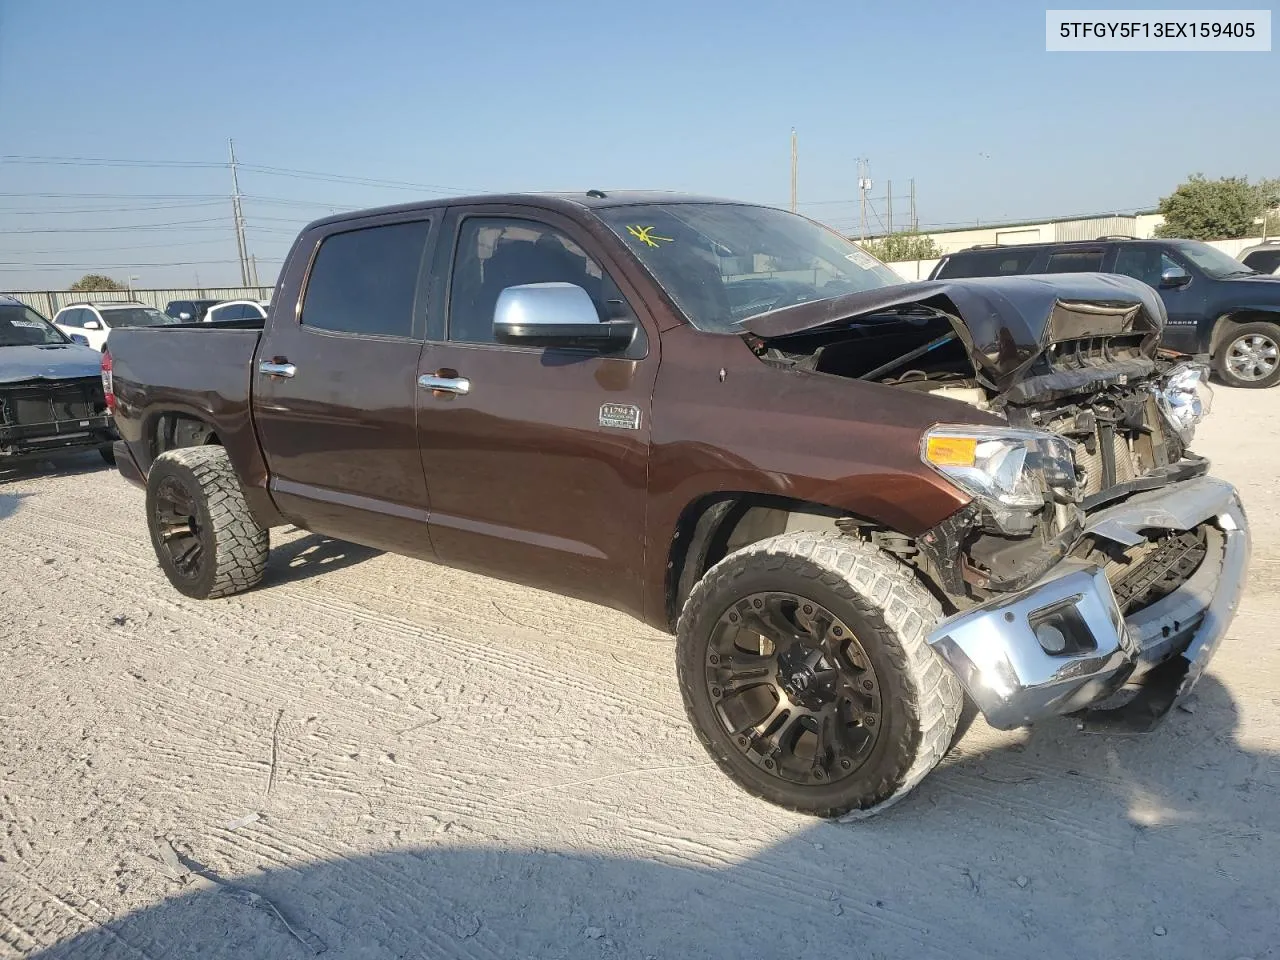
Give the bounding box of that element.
[108,322,269,507]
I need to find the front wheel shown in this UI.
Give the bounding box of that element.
[145,446,268,599]
[1214,321,1280,388]
[676,531,963,819]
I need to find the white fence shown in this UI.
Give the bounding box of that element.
[7,287,274,319]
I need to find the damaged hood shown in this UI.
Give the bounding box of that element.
[0,343,104,384]
[744,273,1165,390]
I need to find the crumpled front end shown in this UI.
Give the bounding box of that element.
[927,476,1248,731]
[0,376,117,462]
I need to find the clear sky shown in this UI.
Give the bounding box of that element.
[0,0,1275,289]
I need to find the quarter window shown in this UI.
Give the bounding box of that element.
[301,220,431,338]
[934,248,1038,279]
[446,217,634,344]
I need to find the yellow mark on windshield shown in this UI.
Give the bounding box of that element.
[627,225,674,248]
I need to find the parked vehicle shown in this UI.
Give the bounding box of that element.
[203,299,269,323]
[929,237,1280,388]
[53,301,181,352]
[0,295,116,464]
[164,299,224,322]
[105,192,1247,817]
[1237,240,1280,276]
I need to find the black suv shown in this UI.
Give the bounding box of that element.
[163,299,223,322]
[930,237,1280,388]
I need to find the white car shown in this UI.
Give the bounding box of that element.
[52,301,179,352]
[1238,240,1280,276]
[203,299,269,323]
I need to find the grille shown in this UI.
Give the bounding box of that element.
[0,378,104,429]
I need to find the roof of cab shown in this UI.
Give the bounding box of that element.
[303,190,769,232]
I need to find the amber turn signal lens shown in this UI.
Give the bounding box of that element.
[925,435,977,467]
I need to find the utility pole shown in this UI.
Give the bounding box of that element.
[856,158,871,242]
[789,128,798,213]
[886,179,893,234]
[909,179,918,232]
[228,139,250,286]
[250,254,260,288]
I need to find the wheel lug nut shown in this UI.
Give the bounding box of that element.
[814,769,825,779]
[833,626,842,636]
[866,716,877,726]
[841,758,852,769]
[711,687,721,698]
[729,613,738,622]
[764,759,774,768]
[753,599,763,609]
[738,736,748,746]
[803,604,813,615]
[863,679,873,690]
[709,654,720,664]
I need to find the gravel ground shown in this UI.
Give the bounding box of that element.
[2,386,1278,960]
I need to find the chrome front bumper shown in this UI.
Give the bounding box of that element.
[927,476,1249,731]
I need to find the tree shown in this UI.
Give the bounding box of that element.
[1153,174,1279,241]
[860,231,941,262]
[69,274,125,292]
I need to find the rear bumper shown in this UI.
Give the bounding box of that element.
[927,476,1248,731]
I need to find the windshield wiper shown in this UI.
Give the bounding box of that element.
[1220,269,1257,278]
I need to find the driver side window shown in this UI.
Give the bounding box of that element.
[446,217,635,344]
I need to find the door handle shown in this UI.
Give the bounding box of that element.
[258,360,297,379]
[418,373,471,396]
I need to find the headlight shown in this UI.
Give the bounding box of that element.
[922,425,1079,535]
[1155,361,1213,444]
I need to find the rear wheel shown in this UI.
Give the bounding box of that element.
[1215,321,1280,388]
[676,531,963,819]
[145,446,268,599]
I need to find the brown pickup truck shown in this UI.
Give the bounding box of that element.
[104,191,1249,818]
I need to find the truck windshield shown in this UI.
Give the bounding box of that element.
[1172,241,1257,279]
[598,203,903,333]
[103,307,181,329]
[0,303,70,347]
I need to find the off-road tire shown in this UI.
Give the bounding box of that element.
[1214,320,1280,389]
[676,531,963,819]
[145,446,268,599]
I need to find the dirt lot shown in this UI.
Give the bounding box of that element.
[2,387,1278,960]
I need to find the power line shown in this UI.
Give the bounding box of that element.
[0,155,225,169]
[0,200,227,216]
[0,257,284,270]
[0,218,230,234]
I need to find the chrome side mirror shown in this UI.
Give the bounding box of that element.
[1160,265,1191,288]
[493,282,635,351]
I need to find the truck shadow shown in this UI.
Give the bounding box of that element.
[264,531,383,586]
[26,674,1279,960]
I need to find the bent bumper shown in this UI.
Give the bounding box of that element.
[927,477,1249,731]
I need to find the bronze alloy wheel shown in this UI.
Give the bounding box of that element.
[705,590,883,786]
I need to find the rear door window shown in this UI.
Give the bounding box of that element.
[301,220,431,338]
[1044,249,1105,273]
[57,308,84,327]
[933,247,1039,279]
